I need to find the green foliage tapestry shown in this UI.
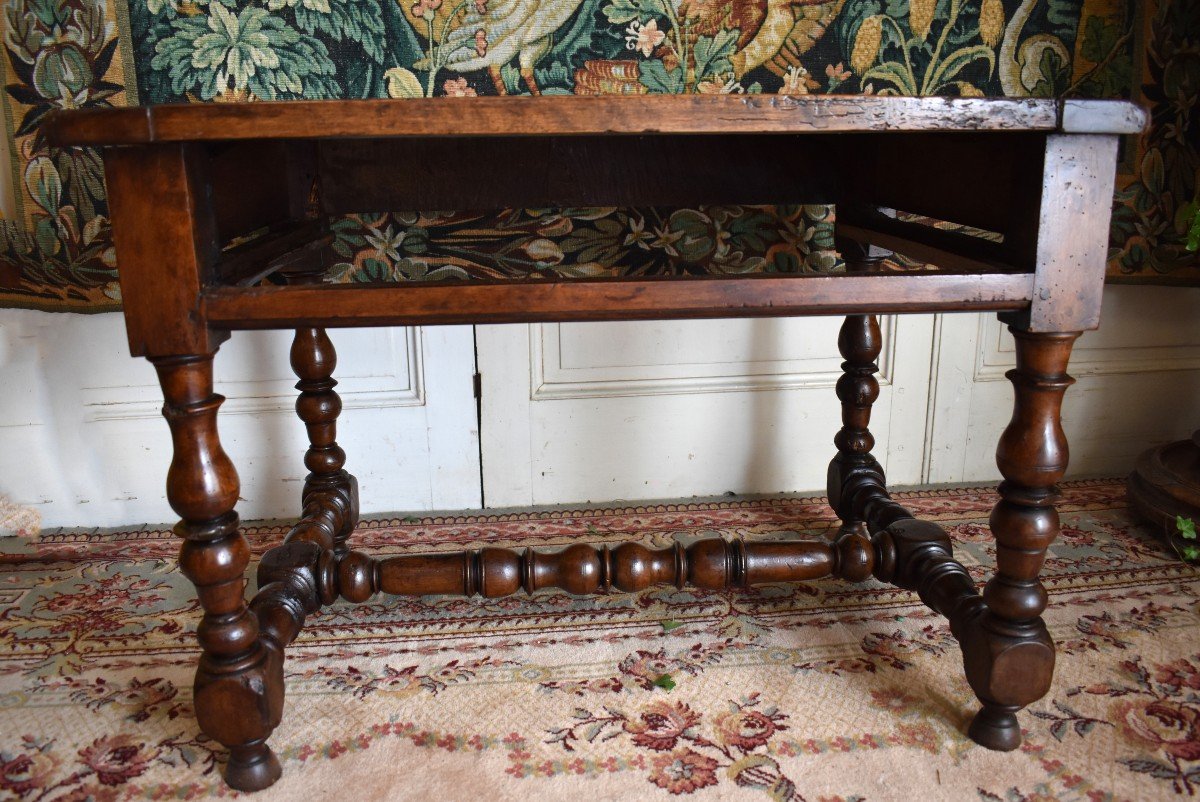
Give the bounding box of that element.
[0,0,1195,312]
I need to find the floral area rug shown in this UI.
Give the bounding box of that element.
[0,479,1196,801]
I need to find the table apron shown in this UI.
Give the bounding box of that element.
[202,272,1035,329]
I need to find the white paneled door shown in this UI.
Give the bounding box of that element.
[0,310,481,528]
[476,316,938,507]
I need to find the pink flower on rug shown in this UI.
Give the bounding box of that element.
[869,688,917,715]
[78,735,157,786]
[0,749,60,796]
[647,748,718,794]
[54,784,119,802]
[617,649,674,688]
[624,701,700,751]
[1114,700,1200,760]
[890,722,939,754]
[713,706,786,750]
[1152,658,1200,692]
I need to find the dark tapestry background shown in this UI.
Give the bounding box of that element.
[0,0,1195,312]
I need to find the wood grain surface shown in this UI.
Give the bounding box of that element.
[44,96,1145,146]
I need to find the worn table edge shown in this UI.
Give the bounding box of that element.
[43,96,1146,147]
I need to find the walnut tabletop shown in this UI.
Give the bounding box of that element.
[45,95,1146,792]
[46,95,1144,143]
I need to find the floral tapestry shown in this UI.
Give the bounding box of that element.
[0,0,1195,312]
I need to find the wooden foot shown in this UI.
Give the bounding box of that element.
[227,740,283,792]
[963,326,1079,751]
[968,703,1023,752]
[153,354,284,791]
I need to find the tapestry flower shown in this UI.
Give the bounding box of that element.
[825,62,851,86]
[442,77,477,97]
[366,225,406,262]
[647,748,719,794]
[475,29,488,57]
[625,19,665,58]
[780,66,812,95]
[411,0,443,20]
[697,77,743,94]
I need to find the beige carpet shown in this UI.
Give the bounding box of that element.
[0,479,1196,801]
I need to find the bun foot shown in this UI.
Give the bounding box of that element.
[225,741,282,792]
[968,704,1022,751]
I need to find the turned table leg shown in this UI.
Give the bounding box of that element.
[827,249,885,568]
[283,264,359,558]
[288,326,359,556]
[964,326,1079,750]
[152,353,284,791]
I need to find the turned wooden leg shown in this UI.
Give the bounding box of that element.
[827,249,885,566]
[152,354,284,791]
[282,264,359,558]
[827,311,883,565]
[289,326,358,556]
[827,310,884,504]
[964,327,1079,751]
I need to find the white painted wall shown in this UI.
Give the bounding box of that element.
[0,310,481,528]
[2,285,1197,528]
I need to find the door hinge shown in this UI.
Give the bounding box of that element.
[472,372,482,399]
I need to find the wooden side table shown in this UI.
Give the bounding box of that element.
[46,95,1145,791]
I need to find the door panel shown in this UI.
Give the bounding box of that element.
[477,316,935,507]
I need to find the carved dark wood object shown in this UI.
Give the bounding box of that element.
[45,95,1143,791]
